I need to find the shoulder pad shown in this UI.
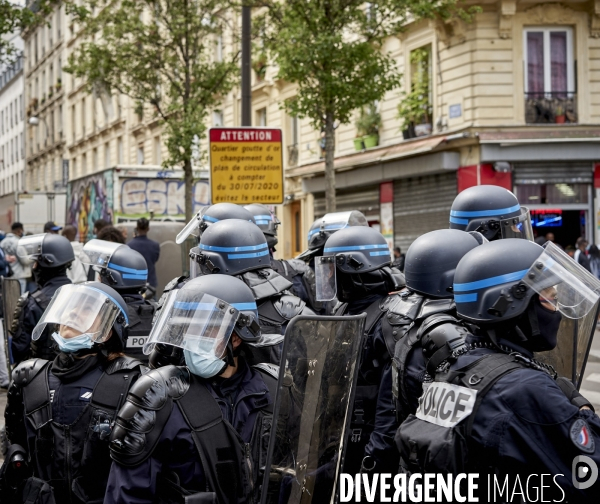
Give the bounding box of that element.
[163,275,187,293]
[12,358,50,387]
[110,365,190,466]
[253,363,280,381]
[286,259,309,274]
[381,291,424,325]
[417,313,461,340]
[417,298,455,321]
[125,365,190,410]
[105,356,144,375]
[274,294,306,320]
[240,269,293,300]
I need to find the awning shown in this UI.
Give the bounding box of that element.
[287,135,447,179]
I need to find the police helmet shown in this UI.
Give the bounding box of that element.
[144,274,261,357]
[449,186,533,241]
[244,203,279,248]
[32,281,129,347]
[404,229,484,298]
[101,246,148,291]
[175,203,256,244]
[297,210,369,260]
[322,226,391,273]
[17,233,75,268]
[193,219,269,276]
[453,239,544,323]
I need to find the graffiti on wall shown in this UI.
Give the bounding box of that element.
[67,171,114,242]
[118,178,210,216]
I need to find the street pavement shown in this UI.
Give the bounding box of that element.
[1,329,600,465]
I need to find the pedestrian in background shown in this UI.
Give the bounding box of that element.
[43,221,62,234]
[574,237,592,272]
[127,218,160,289]
[0,223,31,293]
[392,246,405,271]
[97,226,126,244]
[589,244,600,280]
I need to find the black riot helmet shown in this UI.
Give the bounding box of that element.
[17,233,75,268]
[297,210,369,261]
[175,203,256,244]
[316,226,404,303]
[449,185,534,242]
[404,229,485,298]
[244,203,280,248]
[193,219,269,276]
[81,240,148,293]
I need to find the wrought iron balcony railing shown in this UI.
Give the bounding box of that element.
[525,92,577,124]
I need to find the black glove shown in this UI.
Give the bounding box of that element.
[148,344,184,369]
[556,376,594,411]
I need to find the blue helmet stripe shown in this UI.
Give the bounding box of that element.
[450,203,520,219]
[449,216,469,226]
[108,262,148,275]
[324,244,388,253]
[203,215,219,223]
[370,251,390,257]
[231,302,258,311]
[254,215,272,221]
[122,273,148,280]
[455,293,478,303]
[227,250,270,259]
[453,268,529,292]
[255,220,271,225]
[308,223,348,238]
[200,243,268,253]
[174,301,217,310]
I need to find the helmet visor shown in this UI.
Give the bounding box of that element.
[17,234,46,260]
[521,242,600,319]
[32,284,123,343]
[500,208,534,241]
[143,290,241,356]
[308,211,368,247]
[80,239,123,268]
[176,206,210,244]
[315,255,337,302]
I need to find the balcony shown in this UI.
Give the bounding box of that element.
[525,92,577,124]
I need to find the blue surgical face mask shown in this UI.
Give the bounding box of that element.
[52,332,94,353]
[183,348,227,379]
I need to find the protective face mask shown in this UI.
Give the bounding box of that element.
[531,301,562,352]
[52,331,94,353]
[184,348,227,379]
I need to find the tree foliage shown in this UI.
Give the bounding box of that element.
[65,0,239,220]
[255,0,479,212]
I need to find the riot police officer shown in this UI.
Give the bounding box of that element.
[189,219,313,365]
[316,226,404,474]
[3,282,142,504]
[80,239,156,362]
[298,210,369,314]
[105,275,275,504]
[10,233,74,364]
[244,203,310,303]
[397,239,600,502]
[449,184,534,241]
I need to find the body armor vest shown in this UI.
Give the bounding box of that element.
[124,300,156,363]
[13,356,141,504]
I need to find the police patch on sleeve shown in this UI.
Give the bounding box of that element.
[415,382,477,428]
[570,419,595,454]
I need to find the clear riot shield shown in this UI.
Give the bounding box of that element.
[535,300,600,389]
[2,277,22,367]
[260,313,366,504]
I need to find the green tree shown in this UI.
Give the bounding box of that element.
[256,0,478,212]
[0,1,52,65]
[65,0,239,220]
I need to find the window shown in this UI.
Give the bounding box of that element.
[401,44,433,137]
[14,99,17,125]
[256,108,267,126]
[117,137,123,163]
[93,148,98,171]
[137,144,145,164]
[20,132,24,159]
[524,28,576,123]
[213,110,224,126]
[9,103,12,128]
[72,157,77,178]
[82,153,87,174]
[19,95,22,120]
[105,142,111,168]
[57,9,61,38]
[1,111,3,134]
[216,35,223,62]
[524,28,574,96]
[154,137,161,164]
[71,106,76,141]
